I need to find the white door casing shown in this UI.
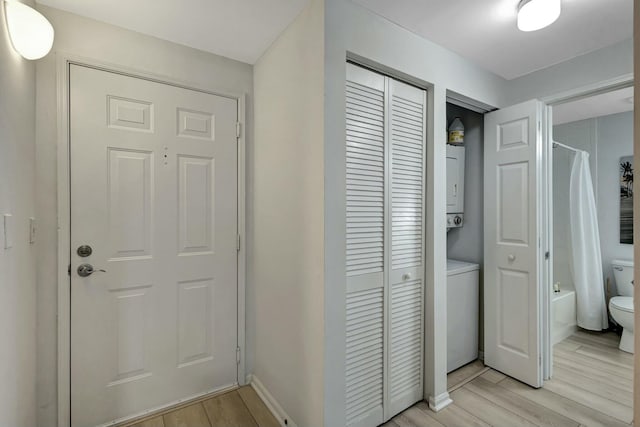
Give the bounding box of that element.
[70,64,239,426]
[484,99,544,388]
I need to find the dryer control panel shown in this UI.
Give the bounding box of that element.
[447,213,464,229]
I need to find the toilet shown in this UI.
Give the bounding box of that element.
[609,259,634,353]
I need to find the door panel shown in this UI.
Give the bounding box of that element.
[484,99,543,388]
[345,63,385,427]
[70,64,238,427]
[387,78,425,418]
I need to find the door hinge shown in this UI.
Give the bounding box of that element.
[236,122,242,139]
[68,264,71,276]
[236,347,241,365]
[237,234,241,252]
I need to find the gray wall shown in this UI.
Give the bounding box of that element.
[0,1,37,425]
[35,6,253,425]
[252,0,325,425]
[506,38,633,105]
[323,0,512,420]
[553,111,633,296]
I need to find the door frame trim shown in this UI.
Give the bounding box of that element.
[55,53,248,427]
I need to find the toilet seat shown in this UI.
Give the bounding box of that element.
[610,296,633,313]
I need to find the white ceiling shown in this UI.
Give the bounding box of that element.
[352,0,633,80]
[36,0,309,64]
[35,0,633,76]
[553,87,634,125]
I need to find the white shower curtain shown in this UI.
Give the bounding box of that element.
[569,151,609,330]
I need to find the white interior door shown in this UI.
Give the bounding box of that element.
[70,64,239,426]
[484,99,544,388]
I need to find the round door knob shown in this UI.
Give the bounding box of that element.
[453,215,462,225]
[508,254,516,262]
[402,273,411,281]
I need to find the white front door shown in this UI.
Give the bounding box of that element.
[484,99,544,388]
[70,64,239,426]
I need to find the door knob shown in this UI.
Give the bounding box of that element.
[508,254,516,262]
[77,263,106,277]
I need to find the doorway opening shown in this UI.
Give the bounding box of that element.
[443,82,634,426]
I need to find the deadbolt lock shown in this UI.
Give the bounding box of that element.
[77,245,92,257]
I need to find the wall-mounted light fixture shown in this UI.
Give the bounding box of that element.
[4,0,54,60]
[517,0,561,32]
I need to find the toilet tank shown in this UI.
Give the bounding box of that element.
[612,259,634,297]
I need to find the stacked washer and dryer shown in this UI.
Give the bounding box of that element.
[446,142,481,372]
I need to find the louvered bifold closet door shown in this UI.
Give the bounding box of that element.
[344,64,426,427]
[345,63,386,427]
[386,78,426,417]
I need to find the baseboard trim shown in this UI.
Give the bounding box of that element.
[244,373,253,386]
[251,375,298,427]
[428,391,453,412]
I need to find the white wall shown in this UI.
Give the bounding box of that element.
[323,0,510,421]
[0,1,37,426]
[553,111,633,296]
[35,7,253,425]
[252,0,325,425]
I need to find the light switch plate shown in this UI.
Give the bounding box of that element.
[4,214,13,249]
[29,217,36,244]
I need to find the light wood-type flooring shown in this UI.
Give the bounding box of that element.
[386,330,633,427]
[119,331,630,427]
[122,386,280,427]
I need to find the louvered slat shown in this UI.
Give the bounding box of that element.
[346,78,385,277]
[345,288,383,426]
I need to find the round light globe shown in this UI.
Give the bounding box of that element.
[4,0,54,60]
[517,0,561,32]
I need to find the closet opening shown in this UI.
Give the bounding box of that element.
[445,102,484,386]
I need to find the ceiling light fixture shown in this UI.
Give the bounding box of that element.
[517,0,561,32]
[3,0,54,60]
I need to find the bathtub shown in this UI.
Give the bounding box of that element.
[552,289,577,344]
